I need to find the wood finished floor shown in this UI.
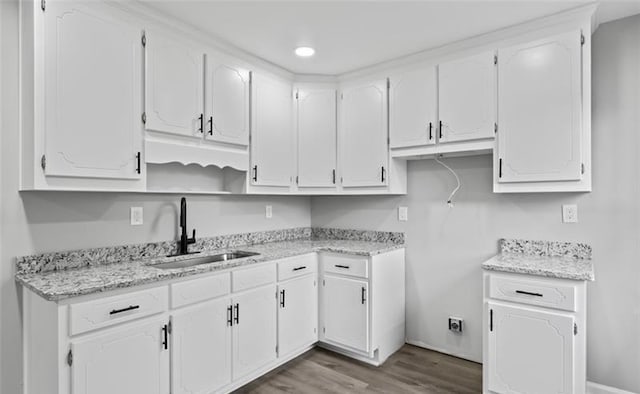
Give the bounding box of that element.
[234,345,482,393]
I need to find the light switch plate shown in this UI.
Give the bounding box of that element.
[398,206,408,221]
[130,207,143,226]
[562,204,578,223]
[266,205,273,219]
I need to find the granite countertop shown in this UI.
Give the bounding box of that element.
[482,238,595,281]
[16,229,403,302]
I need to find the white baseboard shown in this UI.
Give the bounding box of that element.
[587,382,638,394]
[404,339,482,364]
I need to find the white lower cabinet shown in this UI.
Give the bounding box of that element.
[278,275,318,357]
[483,271,587,394]
[322,276,369,352]
[231,284,278,380]
[23,250,405,394]
[171,298,232,394]
[319,250,405,365]
[70,317,170,394]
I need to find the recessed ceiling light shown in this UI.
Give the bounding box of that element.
[295,47,315,57]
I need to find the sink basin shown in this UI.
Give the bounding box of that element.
[151,251,260,270]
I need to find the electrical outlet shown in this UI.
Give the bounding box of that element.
[265,205,273,219]
[398,206,408,221]
[562,204,578,223]
[449,317,463,333]
[130,207,143,226]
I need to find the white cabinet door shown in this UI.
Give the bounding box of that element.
[278,275,318,356]
[297,88,337,187]
[322,276,369,352]
[232,284,277,380]
[339,80,388,187]
[487,302,575,394]
[145,31,204,138]
[171,298,232,394]
[71,318,169,394]
[251,74,294,186]
[206,56,250,146]
[438,51,496,143]
[43,1,142,179]
[497,30,583,183]
[389,67,437,148]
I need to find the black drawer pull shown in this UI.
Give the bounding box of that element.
[109,305,140,315]
[361,287,366,304]
[162,324,168,350]
[280,289,286,308]
[515,290,543,297]
[292,266,307,271]
[234,303,240,324]
[335,264,350,269]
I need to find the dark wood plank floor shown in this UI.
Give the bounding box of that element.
[235,345,482,393]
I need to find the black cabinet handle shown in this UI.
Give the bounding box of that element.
[334,264,350,269]
[515,290,543,297]
[198,113,204,133]
[252,165,258,182]
[381,166,386,183]
[490,309,493,332]
[429,122,433,140]
[499,158,503,178]
[227,305,233,326]
[110,305,140,315]
[234,303,240,324]
[280,289,285,308]
[332,169,336,184]
[292,266,307,271]
[361,287,366,304]
[161,324,168,350]
[439,120,443,139]
[208,116,213,135]
[135,152,141,174]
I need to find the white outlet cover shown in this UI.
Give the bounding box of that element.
[562,204,578,223]
[398,206,408,221]
[130,207,143,226]
[266,205,273,219]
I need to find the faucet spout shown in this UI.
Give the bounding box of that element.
[178,197,196,255]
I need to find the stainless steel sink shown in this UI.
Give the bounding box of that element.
[151,251,260,270]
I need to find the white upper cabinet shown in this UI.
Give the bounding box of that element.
[487,302,575,394]
[339,80,389,187]
[251,73,294,187]
[438,51,496,143]
[171,298,232,394]
[389,67,437,148]
[497,30,583,184]
[205,55,251,146]
[43,1,143,180]
[70,318,169,394]
[145,30,204,139]
[296,88,337,187]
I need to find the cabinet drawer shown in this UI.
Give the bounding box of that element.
[232,263,276,292]
[278,254,317,281]
[322,254,369,278]
[69,286,168,335]
[171,272,230,309]
[488,274,577,312]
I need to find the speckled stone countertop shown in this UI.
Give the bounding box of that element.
[15,228,404,302]
[482,238,595,281]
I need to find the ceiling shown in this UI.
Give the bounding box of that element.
[143,1,640,75]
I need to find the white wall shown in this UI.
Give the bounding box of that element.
[311,14,640,392]
[0,2,310,393]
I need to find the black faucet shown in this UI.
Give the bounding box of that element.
[178,197,196,255]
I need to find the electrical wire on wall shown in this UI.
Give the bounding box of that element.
[434,155,461,208]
